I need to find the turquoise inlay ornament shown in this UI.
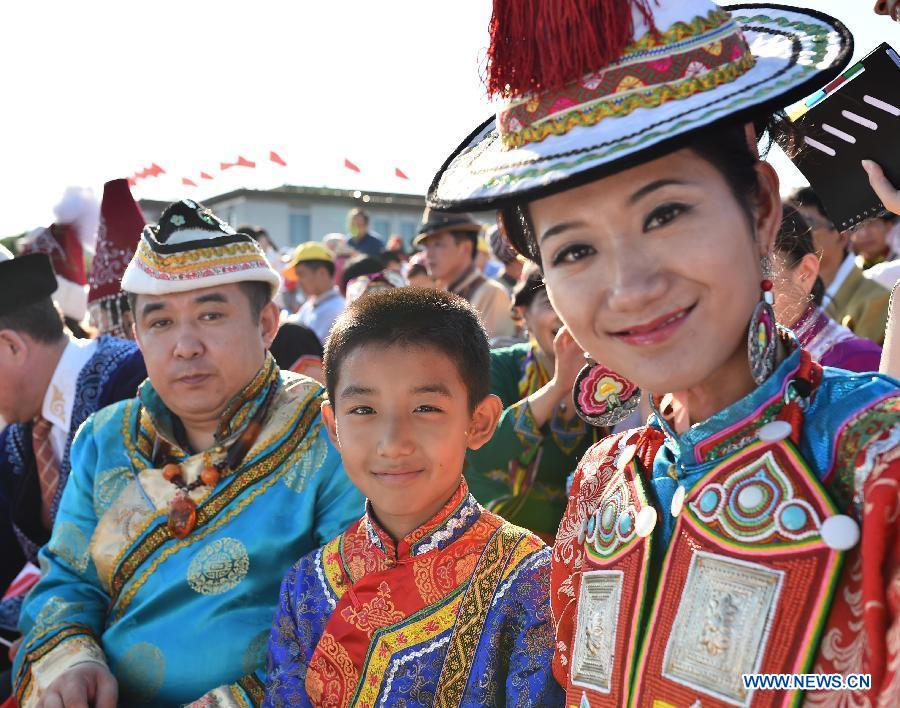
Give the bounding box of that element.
[700,489,718,514]
[781,503,808,531]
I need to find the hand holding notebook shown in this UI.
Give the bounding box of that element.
[790,43,900,230]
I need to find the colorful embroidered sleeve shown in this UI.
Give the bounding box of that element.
[809,420,900,704]
[467,544,565,706]
[263,550,331,707]
[12,417,110,707]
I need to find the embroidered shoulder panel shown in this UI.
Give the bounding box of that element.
[828,394,900,513]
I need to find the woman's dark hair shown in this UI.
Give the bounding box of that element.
[500,114,801,266]
[379,251,404,269]
[775,205,826,306]
[511,264,545,309]
[269,322,324,368]
[340,255,385,293]
[407,262,429,279]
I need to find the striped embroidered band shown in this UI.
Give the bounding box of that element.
[498,10,756,149]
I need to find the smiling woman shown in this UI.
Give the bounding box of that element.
[428,0,900,705]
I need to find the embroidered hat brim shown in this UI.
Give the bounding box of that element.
[428,4,853,211]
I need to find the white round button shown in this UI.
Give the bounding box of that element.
[757,420,792,443]
[635,506,657,537]
[821,515,860,551]
[617,444,637,471]
[671,485,686,517]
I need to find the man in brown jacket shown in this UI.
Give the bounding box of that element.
[791,187,890,344]
[414,209,516,340]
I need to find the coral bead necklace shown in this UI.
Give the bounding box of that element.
[153,383,277,538]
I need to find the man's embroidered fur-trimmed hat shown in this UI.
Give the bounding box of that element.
[120,199,280,297]
[428,0,853,211]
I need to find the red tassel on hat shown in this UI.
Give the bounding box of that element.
[486,0,656,98]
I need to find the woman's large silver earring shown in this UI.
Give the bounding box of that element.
[748,258,777,386]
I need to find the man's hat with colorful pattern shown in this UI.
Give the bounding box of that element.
[121,199,280,297]
[428,0,852,210]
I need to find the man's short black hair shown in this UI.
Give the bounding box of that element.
[325,288,490,410]
[789,187,830,223]
[298,259,336,278]
[0,297,65,343]
[126,281,271,325]
[349,208,369,225]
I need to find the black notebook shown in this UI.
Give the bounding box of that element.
[789,43,900,230]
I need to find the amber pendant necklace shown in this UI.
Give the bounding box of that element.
[153,382,278,538]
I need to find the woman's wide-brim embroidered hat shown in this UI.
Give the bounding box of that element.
[121,199,281,297]
[428,1,853,211]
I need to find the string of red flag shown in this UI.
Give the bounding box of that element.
[129,152,412,188]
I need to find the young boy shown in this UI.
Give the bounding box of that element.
[264,288,562,707]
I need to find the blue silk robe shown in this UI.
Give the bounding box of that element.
[13,356,364,707]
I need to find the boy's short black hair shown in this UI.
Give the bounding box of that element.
[325,288,490,410]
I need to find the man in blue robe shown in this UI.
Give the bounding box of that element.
[12,200,363,707]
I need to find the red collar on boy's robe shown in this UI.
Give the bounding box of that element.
[307,479,505,705]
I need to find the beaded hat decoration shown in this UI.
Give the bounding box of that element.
[428,0,853,210]
[88,178,145,336]
[121,199,281,297]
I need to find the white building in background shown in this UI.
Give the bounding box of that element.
[141,185,425,250]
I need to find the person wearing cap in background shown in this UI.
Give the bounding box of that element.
[415,208,516,340]
[284,241,345,346]
[0,253,146,634]
[18,187,99,338]
[487,223,524,293]
[12,200,362,707]
[87,179,146,339]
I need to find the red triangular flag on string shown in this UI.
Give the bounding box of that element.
[148,163,165,177]
[127,176,137,186]
[395,167,409,180]
[236,156,256,168]
[344,158,361,173]
[270,151,287,167]
[182,177,198,187]
[200,172,214,180]
[221,161,236,170]
[134,168,148,180]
